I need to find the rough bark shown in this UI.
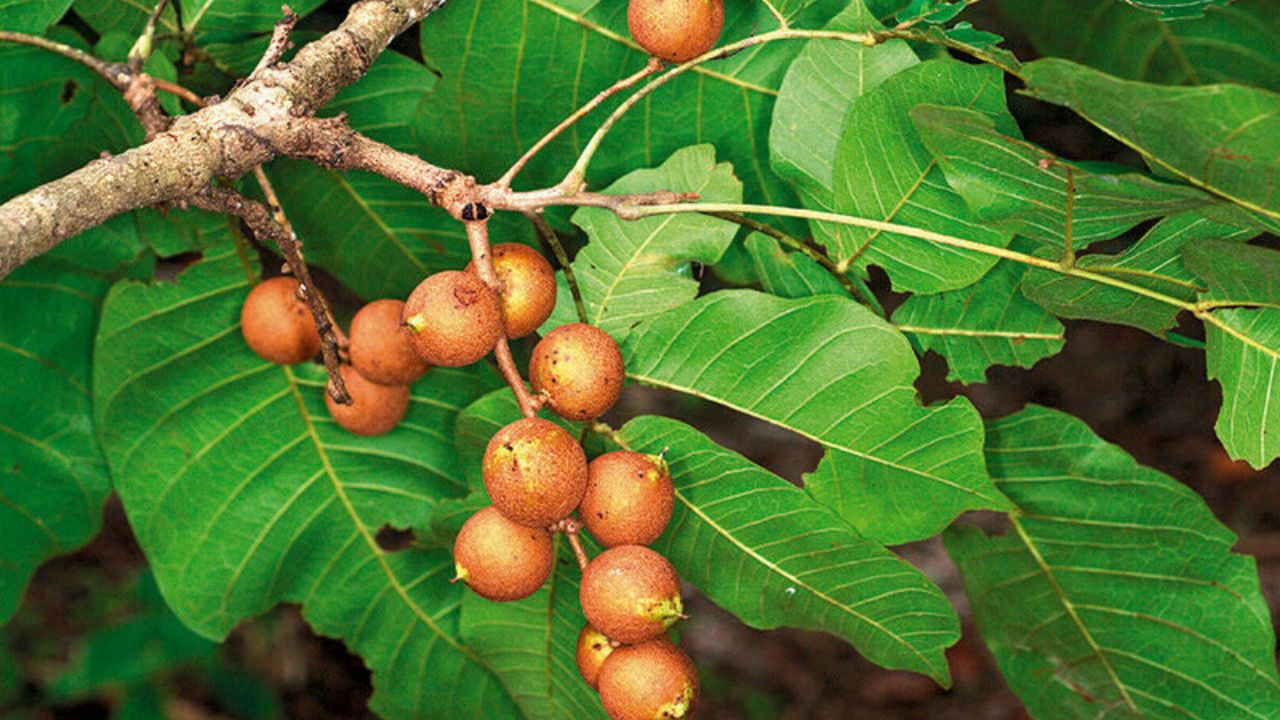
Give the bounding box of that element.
[0,0,442,278]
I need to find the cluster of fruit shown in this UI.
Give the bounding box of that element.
[240,240,698,718]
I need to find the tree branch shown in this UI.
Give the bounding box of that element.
[0,0,446,279]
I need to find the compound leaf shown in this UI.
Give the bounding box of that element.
[947,405,1280,719]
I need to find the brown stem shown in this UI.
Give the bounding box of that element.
[192,186,350,404]
[153,77,204,107]
[465,221,543,418]
[496,57,662,189]
[0,31,130,89]
[249,4,300,80]
[525,211,588,324]
[554,518,591,571]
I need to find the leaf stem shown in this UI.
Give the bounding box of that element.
[525,211,589,324]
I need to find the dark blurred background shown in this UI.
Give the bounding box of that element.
[4,2,1279,719]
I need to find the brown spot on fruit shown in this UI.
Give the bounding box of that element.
[580,451,674,548]
[575,624,616,690]
[324,365,410,436]
[597,638,698,720]
[580,545,683,644]
[348,299,431,386]
[240,276,321,365]
[402,270,503,367]
[482,417,588,528]
[628,0,723,64]
[529,323,625,421]
[453,506,553,601]
[466,243,557,338]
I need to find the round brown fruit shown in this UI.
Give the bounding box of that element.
[241,276,321,365]
[581,451,674,548]
[483,417,588,528]
[453,506,554,601]
[580,545,683,644]
[627,0,723,64]
[348,299,431,386]
[466,243,557,339]
[529,323,625,421]
[325,364,410,436]
[402,270,503,367]
[597,639,698,720]
[575,625,615,690]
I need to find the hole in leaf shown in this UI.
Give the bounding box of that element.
[61,79,78,104]
[375,525,416,552]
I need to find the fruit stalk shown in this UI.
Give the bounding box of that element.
[464,220,544,418]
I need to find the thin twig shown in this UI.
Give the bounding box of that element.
[465,221,544,418]
[551,517,591,571]
[525,211,588,324]
[193,186,350,404]
[250,5,300,80]
[496,58,662,189]
[129,0,173,72]
[0,31,129,89]
[153,77,204,106]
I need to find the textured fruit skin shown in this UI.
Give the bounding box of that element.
[529,323,625,421]
[402,271,503,367]
[454,506,553,601]
[597,639,698,720]
[581,452,674,547]
[241,276,320,364]
[325,365,410,436]
[575,625,616,690]
[466,243,557,339]
[627,0,723,64]
[349,299,431,386]
[580,545,683,644]
[483,417,589,527]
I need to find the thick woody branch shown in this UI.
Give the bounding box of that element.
[0,0,444,279]
[192,186,350,404]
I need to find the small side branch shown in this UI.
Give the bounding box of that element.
[250,5,300,80]
[193,186,350,404]
[525,211,589,324]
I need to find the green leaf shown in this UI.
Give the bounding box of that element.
[1180,241,1280,468]
[621,415,961,684]
[769,0,918,223]
[544,145,743,338]
[414,0,845,207]
[1022,213,1255,336]
[0,0,73,33]
[946,404,1280,719]
[892,240,1065,384]
[1120,0,1231,19]
[1021,59,1280,229]
[744,234,846,299]
[460,541,608,720]
[93,247,518,720]
[1183,240,1280,309]
[997,0,1280,88]
[831,60,1016,293]
[264,51,497,300]
[911,104,1219,250]
[73,0,326,38]
[623,290,1009,545]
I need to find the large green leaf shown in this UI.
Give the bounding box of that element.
[1021,59,1280,229]
[1182,241,1280,468]
[623,290,1009,545]
[620,416,960,684]
[830,60,1015,293]
[892,239,1065,384]
[998,0,1280,88]
[92,247,522,720]
[769,0,917,226]
[911,104,1219,250]
[264,51,499,301]
[947,405,1280,719]
[544,145,743,338]
[0,0,73,33]
[414,0,845,206]
[1022,213,1255,336]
